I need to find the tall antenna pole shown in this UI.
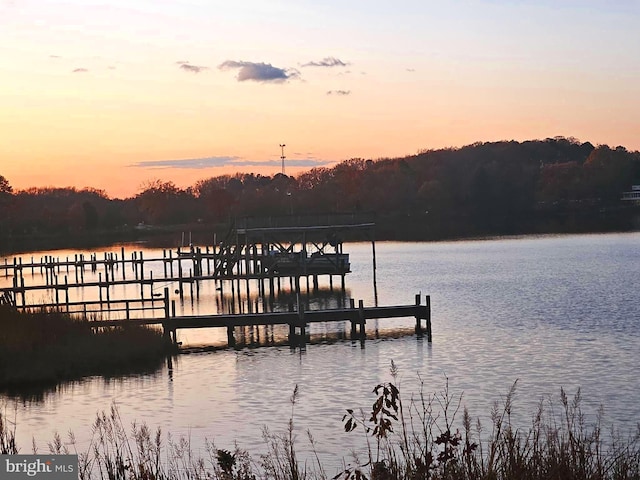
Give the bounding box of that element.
[279,143,286,175]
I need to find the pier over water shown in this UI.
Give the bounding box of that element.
[1,213,432,346]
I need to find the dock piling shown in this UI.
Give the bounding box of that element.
[415,294,422,334]
[426,295,432,342]
[358,299,366,337]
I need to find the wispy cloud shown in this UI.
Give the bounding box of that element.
[131,157,241,169]
[302,57,350,68]
[218,60,299,83]
[177,61,208,73]
[327,90,351,96]
[255,159,331,167]
[72,68,88,73]
[131,156,330,170]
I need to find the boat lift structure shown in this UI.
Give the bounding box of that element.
[0,213,379,310]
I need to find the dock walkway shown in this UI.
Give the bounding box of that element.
[89,290,432,347]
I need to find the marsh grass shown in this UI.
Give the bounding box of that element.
[340,362,640,480]
[0,304,170,388]
[1,362,639,479]
[0,404,18,455]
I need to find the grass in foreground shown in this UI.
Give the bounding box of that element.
[2,362,639,480]
[0,305,170,388]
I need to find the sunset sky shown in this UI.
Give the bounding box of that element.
[1,0,639,199]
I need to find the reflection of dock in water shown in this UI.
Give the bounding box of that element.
[181,322,424,352]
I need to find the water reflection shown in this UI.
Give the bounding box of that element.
[179,323,418,352]
[0,361,168,403]
[213,285,351,315]
[1,234,639,472]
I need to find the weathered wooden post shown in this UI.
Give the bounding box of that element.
[252,245,258,277]
[171,299,177,345]
[415,293,422,335]
[350,298,357,337]
[54,274,59,305]
[64,276,69,312]
[426,295,432,342]
[132,251,138,279]
[298,296,306,341]
[358,299,366,337]
[163,287,170,315]
[230,277,236,313]
[236,276,243,313]
[44,257,50,286]
[195,247,202,277]
[269,275,275,300]
[18,269,24,305]
[121,247,126,280]
[139,251,145,282]
[288,302,295,340]
[227,325,235,347]
[163,250,168,278]
[105,267,110,302]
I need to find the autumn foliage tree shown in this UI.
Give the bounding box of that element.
[1,138,639,247]
[0,175,13,237]
[135,180,196,225]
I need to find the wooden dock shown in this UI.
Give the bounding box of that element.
[0,214,434,348]
[87,290,432,347]
[0,213,377,310]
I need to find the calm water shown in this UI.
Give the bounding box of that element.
[1,233,639,472]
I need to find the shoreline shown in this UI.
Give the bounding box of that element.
[1,206,639,256]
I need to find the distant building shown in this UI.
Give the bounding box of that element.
[621,185,640,202]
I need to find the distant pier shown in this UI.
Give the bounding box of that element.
[1,213,377,308]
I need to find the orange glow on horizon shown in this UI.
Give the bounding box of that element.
[2,1,639,198]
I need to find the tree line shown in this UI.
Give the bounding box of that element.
[1,137,639,250]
